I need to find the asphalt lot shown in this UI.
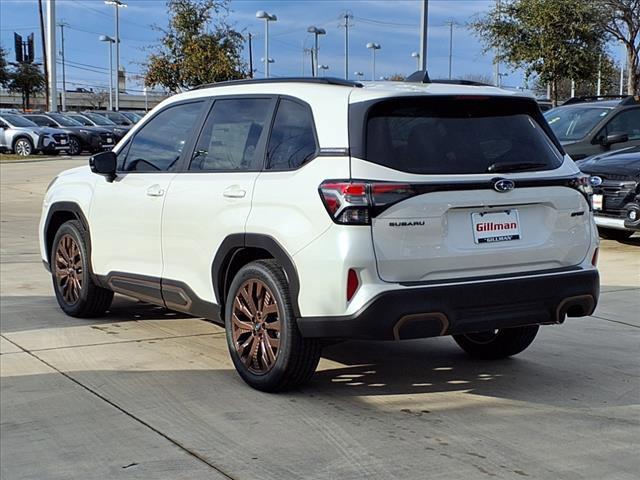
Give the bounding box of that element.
[1,158,638,480]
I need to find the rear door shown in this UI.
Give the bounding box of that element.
[161,96,276,305]
[349,95,592,283]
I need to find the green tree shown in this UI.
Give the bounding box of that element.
[0,46,10,87]
[8,62,45,110]
[472,0,608,105]
[144,0,246,92]
[596,0,639,95]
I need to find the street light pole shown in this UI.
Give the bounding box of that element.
[411,52,420,71]
[99,35,114,110]
[46,0,58,112]
[105,0,126,111]
[366,42,380,81]
[445,20,457,80]
[419,0,428,71]
[341,11,352,79]
[256,11,277,78]
[58,21,68,111]
[307,26,326,77]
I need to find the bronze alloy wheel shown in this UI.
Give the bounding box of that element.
[231,279,281,374]
[54,234,84,305]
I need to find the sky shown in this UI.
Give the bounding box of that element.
[0,0,628,93]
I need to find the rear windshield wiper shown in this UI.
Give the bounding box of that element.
[487,161,548,173]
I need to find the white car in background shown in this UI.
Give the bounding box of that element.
[0,113,70,156]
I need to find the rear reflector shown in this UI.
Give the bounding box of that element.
[347,269,359,301]
[591,248,599,267]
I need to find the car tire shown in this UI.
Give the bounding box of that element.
[13,137,33,156]
[51,220,113,317]
[597,227,633,241]
[225,259,322,392]
[67,136,82,156]
[453,325,539,359]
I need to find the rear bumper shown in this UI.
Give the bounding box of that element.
[297,269,599,340]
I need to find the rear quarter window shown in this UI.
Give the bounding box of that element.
[353,96,564,175]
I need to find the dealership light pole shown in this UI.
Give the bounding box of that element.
[99,35,115,110]
[366,42,380,81]
[256,11,277,78]
[105,0,126,111]
[411,52,420,71]
[307,26,326,77]
[419,0,428,71]
[46,0,58,112]
[58,21,68,111]
[445,20,458,79]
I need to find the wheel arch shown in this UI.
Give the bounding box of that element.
[212,234,301,318]
[12,135,34,152]
[44,202,91,269]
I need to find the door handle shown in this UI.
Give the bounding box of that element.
[146,184,165,197]
[223,186,247,198]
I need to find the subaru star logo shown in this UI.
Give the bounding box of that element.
[590,176,603,187]
[493,179,515,193]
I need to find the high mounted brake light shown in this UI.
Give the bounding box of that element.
[318,180,416,225]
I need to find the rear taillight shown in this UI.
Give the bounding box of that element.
[569,174,593,208]
[319,180,416,225]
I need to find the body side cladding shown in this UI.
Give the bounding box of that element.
[98,272,221,323]
[211,233,302,318]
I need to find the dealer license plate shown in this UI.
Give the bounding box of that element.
[592,194,603,211]
[472,210,521,244]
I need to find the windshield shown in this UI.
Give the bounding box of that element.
[85,113,116,125]
[49,113,82,126]
[68,115,93,126]
[0,114,38,128]
[360,97,563,174]
[544,106,611,141]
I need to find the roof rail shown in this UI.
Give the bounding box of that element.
[405,70,431,83]
[563,95,632,105]
[430,79,492,87]
[192,77,363,90]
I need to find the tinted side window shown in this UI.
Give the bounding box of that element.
[122,101,203,172]
[27,116,51,127]
[604,108,640,140]
[189,98,272,171]
[266,99,317,170]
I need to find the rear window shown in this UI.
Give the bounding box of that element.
[360,97,563,174]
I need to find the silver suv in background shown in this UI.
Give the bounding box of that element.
[0,114,70,156]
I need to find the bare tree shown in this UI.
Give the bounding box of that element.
[598,0,640,94]
[461,73,494,85]
[86,89,110,110]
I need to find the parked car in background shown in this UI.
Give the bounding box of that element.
[544,96,640,160]
[66,112,130,141]
[0,113,69,156]
[85,110,135,126]
[577,146,640,240]
[120,111,143,124]
[23,113,116,155]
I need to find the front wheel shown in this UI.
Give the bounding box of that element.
[598,227,633,241]
[13,137,33,156]
[225,260,321,392]
[67,136,82,156]
[453,325,539,359]
[51,220,113,317]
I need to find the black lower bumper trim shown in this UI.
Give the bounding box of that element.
[297,269,599,340]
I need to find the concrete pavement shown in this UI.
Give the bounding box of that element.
[1,159,639,479]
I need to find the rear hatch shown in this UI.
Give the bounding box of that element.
[348,95,592,283]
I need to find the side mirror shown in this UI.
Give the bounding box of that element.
[89,151,117,182]
[602,132,629,147]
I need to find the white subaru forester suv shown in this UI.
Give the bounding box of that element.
[39,76,600,391]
